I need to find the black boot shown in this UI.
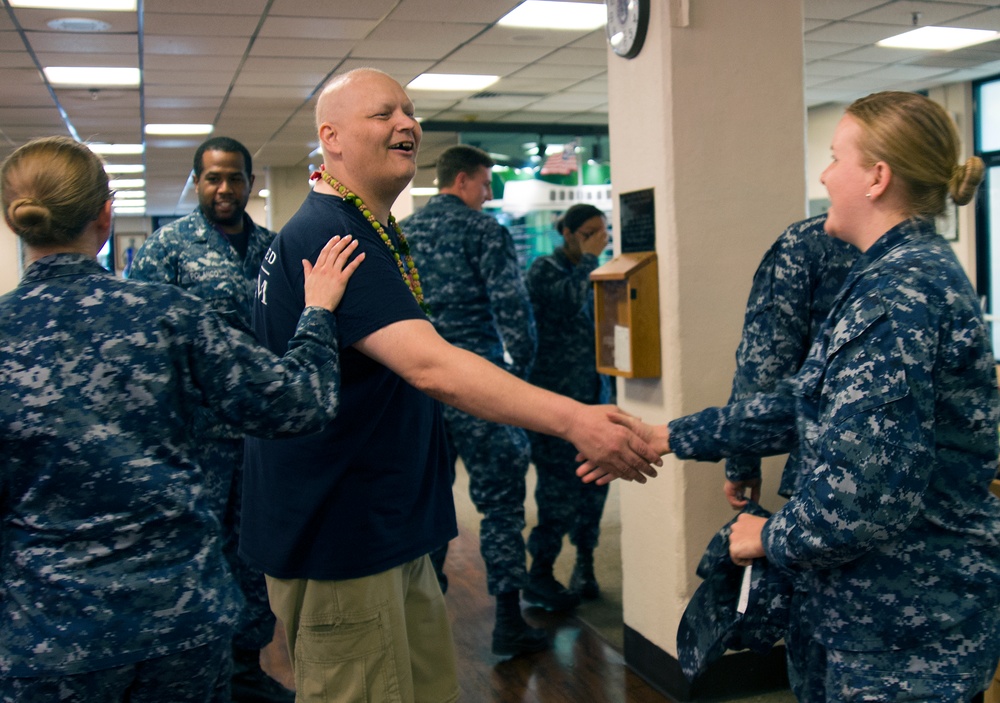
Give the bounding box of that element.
[491,590,548,657]
[569,550,600,600]
[523,559,580,612]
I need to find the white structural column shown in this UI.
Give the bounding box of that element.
[606,0,806,695]
[264,165,312,233]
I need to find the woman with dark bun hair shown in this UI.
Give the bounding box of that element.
[0,136,360,702]
[523,203,614,606]
[604,91,1000,700]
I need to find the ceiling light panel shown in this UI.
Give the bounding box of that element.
[498,1,607,31]
[44,66,141,87]
[10,0,135,9]
[876,26,1000,51]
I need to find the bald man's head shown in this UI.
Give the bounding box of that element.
[313,68,421,207]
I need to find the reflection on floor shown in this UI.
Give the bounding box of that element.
[446,463,796,702]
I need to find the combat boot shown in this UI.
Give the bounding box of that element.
[523,559,581,612]
[491,590,548,657]
[569,549,600,600]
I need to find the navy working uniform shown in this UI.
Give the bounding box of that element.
[130,209,278,652]
[404,193,537,596]
[669,219,1000,700]
[0,254,342,696]
[726,214,857,496]
[525,246,612,578]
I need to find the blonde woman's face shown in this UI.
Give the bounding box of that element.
[820,114,874,245]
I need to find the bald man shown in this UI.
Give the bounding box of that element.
[241,69,660,701]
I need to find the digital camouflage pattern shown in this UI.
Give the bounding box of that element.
[726,215,856,494]
[525,249,612,563]
[0,254,341,677]
[669,219,1000,693]
[404,194,535,376]
[404,193,536,595]
[130,209,277,649]
[129,208,276,429]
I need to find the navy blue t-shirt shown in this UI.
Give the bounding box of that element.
[241,189,457,580]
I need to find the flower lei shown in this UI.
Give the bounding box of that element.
[311,166,429,314]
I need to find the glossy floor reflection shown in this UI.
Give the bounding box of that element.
[446,463,796,702]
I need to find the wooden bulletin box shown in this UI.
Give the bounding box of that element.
[589,251,661,378]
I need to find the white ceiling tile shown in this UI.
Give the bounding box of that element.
[269,0,399,20]
[228,85,317,100]
[8,7,136,32]
[389,0,519,24]
[145,54,243,73]
[445,41,554,64]
[806,21,908,44]
[250,38,356,59]
[145,36,249,56]
[144,13,260,36]
[258,17,377,41]
[541,47,609,68]
[851,1,989,26]
[804,40,861,60]
[942,8,1000,31]
[508,63,605,81]
[145,0,267,14]
[26,32,138,55]
[804,0,891,22]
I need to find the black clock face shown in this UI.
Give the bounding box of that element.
[606,0,649,59]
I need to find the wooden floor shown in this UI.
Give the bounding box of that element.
[445,525,673,703]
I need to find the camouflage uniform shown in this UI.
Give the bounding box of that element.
[725,215,856,496]
[0,254,341,686]
[524,248,612,565]
[404,194,537,595]
[130,209,277,649]
[669,219,1000,700]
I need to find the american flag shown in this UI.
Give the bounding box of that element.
[540,141,578,175]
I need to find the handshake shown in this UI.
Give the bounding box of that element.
[568,406,671,486]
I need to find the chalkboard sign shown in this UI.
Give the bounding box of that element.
[619,188,655,253]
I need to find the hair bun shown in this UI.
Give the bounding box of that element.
[7,197,51,233]
[950,156,985,206]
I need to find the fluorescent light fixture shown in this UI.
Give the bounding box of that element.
[113,199,146,207]
[109,178,145,189]
[112,190,146,199]
[112,206,146,216]
[103,164,145,174]
[88,143,144,155]
[410,187,439,197]
[44,66,140,87]
[877,26,999,51]
[257,189,271,199]
[407,73,499,91]
[10,0,135,9]
[498,0,606,30]
[145,123,213,136]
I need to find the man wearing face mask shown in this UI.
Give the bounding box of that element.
[130,136,294,703]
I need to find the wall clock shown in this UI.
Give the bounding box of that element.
[606,0,650,59]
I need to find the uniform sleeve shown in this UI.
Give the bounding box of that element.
[479,221,537,378]
[725,233,816,481]
[668,384,798,463]
[128,231,178,285]
[188,303,342,439]
[760,288,933,571]
[526,253,598,323]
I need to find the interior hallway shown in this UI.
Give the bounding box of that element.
[445,463,796,702]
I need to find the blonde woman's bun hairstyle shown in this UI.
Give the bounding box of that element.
[949,156,985,206]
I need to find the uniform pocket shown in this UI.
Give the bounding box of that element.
[295,606,400,703]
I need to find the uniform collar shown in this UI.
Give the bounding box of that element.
[20,253,110,285]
